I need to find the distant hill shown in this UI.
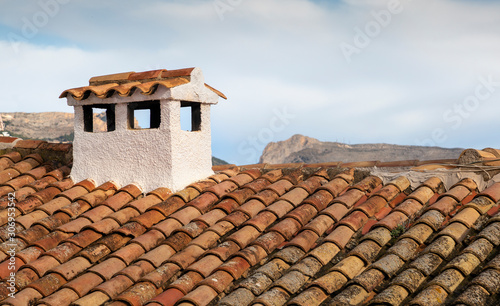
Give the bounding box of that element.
[1,112,228,165]
[2,112,78,142]
[260,134,464,164]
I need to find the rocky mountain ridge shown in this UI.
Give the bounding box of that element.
[260,134,464,164]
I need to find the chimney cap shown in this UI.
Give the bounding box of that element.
[59,67,227,101]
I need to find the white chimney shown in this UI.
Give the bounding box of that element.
[60,68,226,192]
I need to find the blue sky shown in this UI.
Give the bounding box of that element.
[1,0,500,164]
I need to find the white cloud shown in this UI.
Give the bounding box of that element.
[1,0,500,163]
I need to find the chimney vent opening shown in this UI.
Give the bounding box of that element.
[83,104,115,132]
[180,101,201,132]
[128,101,161,130]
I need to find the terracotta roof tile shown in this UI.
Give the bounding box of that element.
[454,284,491,305]
[253,231,285,254]
[368,284,408,305]
[179,285,218,306]
[5,145,500,305]
[264,200,294,219]
[355,196,388,217]
[286,229,319,252]
[1,287,42,306]
[189,230,219,251]
[227,225,261,249]
[13,139,47,149]
[287,286,328,306]
[262,170,283,183]
[234,244,267,266]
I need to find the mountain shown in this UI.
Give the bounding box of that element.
[260,134,464,164]
[1,112,107,142]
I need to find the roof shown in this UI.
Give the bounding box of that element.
[0,138,499,306]
[60,68,227,101]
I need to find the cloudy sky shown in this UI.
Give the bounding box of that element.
[1,0,500,164]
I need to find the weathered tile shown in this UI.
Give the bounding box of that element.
[253,287,290,306]
[218,287,255,306]
[361,227,392,247]
[308,242,340,265]
[387,238,419,261]
[410,285,449,306]
[350,240,382,264]
[288,286,328,306]
[370,285,409,305]
[272,246,305,264]
[453,284,491,306]
[409,253,443,276]
[351,268,385,292]
[312,271,348,294]
[445,253,481,276]
[329,284,369,306]
[290,256,322,277]
[371,254,405,277]
[438,222,469,243]
[471,268,500,294]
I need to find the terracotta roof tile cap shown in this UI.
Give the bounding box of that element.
[89,71,134,85]
[75,179,96,192]
[14,139,47,150]
[458,148,496,164]
[2,151,22,163]
[478,182,500,203]
[119,183,143,198]
[421,177,444,193]
[387,176,411,193]
[483,147,500,157]
[451,177,478,192]
[146,187,172,201]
